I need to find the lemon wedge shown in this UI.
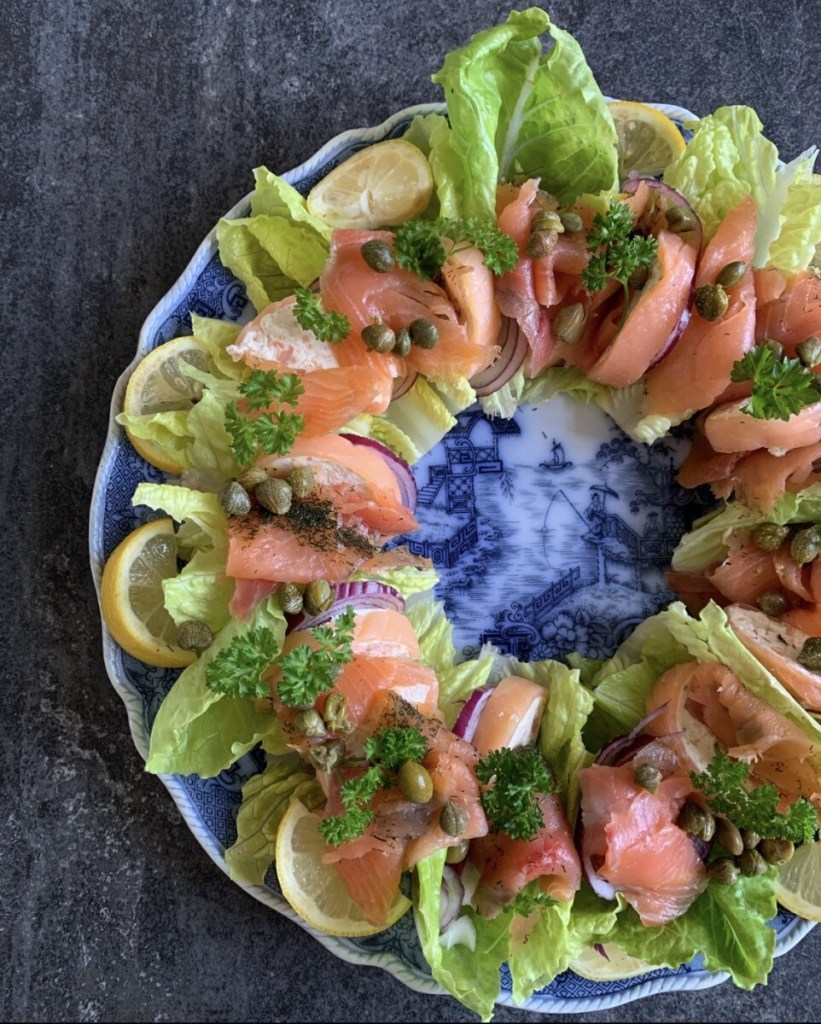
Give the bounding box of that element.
[306,138,433,229]
[122,336,211,473]
[608,100,686,180]
[100,517,196,668]
[570,942,654,981]
[774,840,821,922]
[275,798,411,937]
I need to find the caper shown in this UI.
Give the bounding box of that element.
[790,525,821,565]
[714,816,744,857]
[665,204,696,234]
[323,691,349,733]
[440,801,470,836]
[738,848,767,877]
[304,578,333,616]
[293,708,326,737]
[288,465,315,500]
[677,800,715,842]
[398,761,433,804]
[764,338,785,362]
[255,477,293,515]
[279,582,304,616]
[628,265,650,289]
[707,857,739,886]
[360,239,394,273]
[176,619,214,652]
[553,302,587,346]
[409,318,439,350]
[236,467,268,492]
[633,763,661,793]
[759,838,795,866]
[752,522,790,552]
[218,480,252,517]
[796,336,821,369]
[560,211,584,234]
[715,260,747,289]
[694,283,729,321]
[308,739,345,773]
[445,839,470,864]
[797,637,821,673]
[741,828,762,850]
[532,209,564,234]
[361,322,396,354]
[756,590,788,617]
[524,230,554,260]
[393,326,412,358]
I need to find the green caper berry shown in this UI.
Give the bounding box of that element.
[304,579,333,616]
[218,480,252,517]
[288,465,315,500]
[279,582,304,616]
[752,522,790,552]
[445,839,470,864]
[715,260,747,289]
[322,691,349,733]
[532,210,564,234]
[665,204,696,234]
[677,800,715,841]
[741,828,762,850]
[633,763,661,793]
[176,619,214,652]
[694,283,730,321]
[308,739,345,773]
[707,857,739,886]
[756,590,788,617]
[398,761,433,804]
[236,467,268,492]
[524,230,554,260]
[796,336,821,369]
[361,322,396,354]
[759,838,795,866]
[764,338,785,362]
[560,211,584,233]
[393,327,412,358]
[255,477,293,515]
[439,801,470,836]
[293,708,326,737]
[409,318,439,350]
[553,302,587,346]
[360,239,395,273]
[738,848,768,876]
[714,816,744,857]
[797,636,821,673]
[790,525,821,565]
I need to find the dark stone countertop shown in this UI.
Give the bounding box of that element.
[2,1,819,1021]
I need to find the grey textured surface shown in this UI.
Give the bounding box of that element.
[2,0,820,1021]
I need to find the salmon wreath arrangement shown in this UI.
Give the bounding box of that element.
[97,7,821,1020]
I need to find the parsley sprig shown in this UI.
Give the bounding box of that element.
[293,287,351,343]
[393,217,518,280]
[475,746,556,841]
[503,886,557,918]
[204,626,280,699]
[730,346,820,421]
[318,725,429,846]
[277,606,357,708]
[225,369,305,467]
[581,201,658,295]
[691,751,818,845]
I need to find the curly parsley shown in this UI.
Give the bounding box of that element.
[730,346,820,422]
[293,287,351,343]
[204,626,280,699]
[475,746,556,841]
[277,606,357,708]
[225,369,305,467]
[393,217,518,280]
[581,200,658,294]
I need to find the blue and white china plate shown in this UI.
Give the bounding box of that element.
[89,102,815,1015]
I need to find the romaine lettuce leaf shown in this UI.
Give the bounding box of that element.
[767,174,821,273]
[480,365,526,420]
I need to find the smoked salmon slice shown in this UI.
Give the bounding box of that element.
[703,397,821,454]
[705,534,781,604]
[755,269,821,350]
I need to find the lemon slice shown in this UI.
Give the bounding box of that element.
[100,517,196,668]
[570,943,654,981]
[306,138,433,229]
[608,100,686,180]
[275,798,411,937]
[773,840,821,921]
[122,336,211,473]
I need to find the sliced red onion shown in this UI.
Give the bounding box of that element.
[622,174,704,255]
[340,433,417,511]
[459,860,481,907]
[468,316,528,397]
[440,866,465,932]
[286,580,404,632]
[593,943,610,961]
[582,845,617,902]
[647,295,692,370]
[452,686,493,743]
[391,369,418,401]
[594,704,671,767]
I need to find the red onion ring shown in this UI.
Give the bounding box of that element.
[440,866,465,932]
[622,174,703,255]
[594,704,671,767]
[452,686,493,743]
[469,316,528,397]
[286,580,404,632]
[339,433,418,511]
[647,294,693,370]
[391,369,418,401]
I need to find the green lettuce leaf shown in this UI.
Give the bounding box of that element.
[381,377,457,459]
[189,314,245,380]
[480,365,526,420]
[767,174,821,273]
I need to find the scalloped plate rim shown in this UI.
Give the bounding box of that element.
[88,99,816,1016]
